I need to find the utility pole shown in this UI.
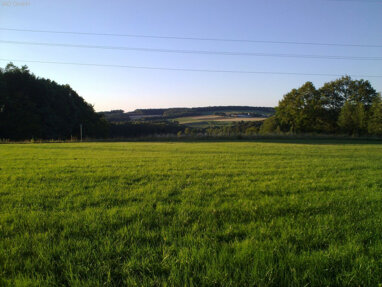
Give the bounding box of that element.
[80,124,83,142]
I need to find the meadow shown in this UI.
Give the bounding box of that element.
[1,141,382,286]
[174,115,265,128]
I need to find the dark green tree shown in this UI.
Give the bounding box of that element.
[0,63,109,140]
[266,76,379,135]
[318,76,377,132]
[275,82,325,133]
[259,116,279,134]
[338,101,367,135]
[368,93,382,136]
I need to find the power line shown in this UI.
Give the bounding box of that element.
[1,58,381,78]
[1,40,381,61]
[1,28,381,48]
[327,0,382,2]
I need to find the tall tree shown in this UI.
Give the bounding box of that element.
[318,76,377,132]
[276,82,325,133]
[368,94,382,136]
[0,63,109,140]
[269,76,379,135]
[338,101,367,135]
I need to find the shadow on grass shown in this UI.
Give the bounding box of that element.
[1,135,381,145]
[93,135,382,145]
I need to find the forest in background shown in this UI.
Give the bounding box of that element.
[0,63,109,140]
[0,63,381,140]
[261,77,382,136]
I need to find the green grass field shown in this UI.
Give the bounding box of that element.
[1,141,382,286]
[174,115,264,128]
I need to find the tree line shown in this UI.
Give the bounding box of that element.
[0,63,185,140]
[261,76,382,136]
[0,63,381,140]
[0,63,109,140]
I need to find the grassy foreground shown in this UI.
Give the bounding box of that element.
[1,141,382,286]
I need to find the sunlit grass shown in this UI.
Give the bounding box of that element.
[1,141,381,286]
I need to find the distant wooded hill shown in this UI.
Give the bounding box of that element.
[99,106,275,122]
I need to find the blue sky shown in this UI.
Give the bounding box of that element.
[1,0,381,111]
